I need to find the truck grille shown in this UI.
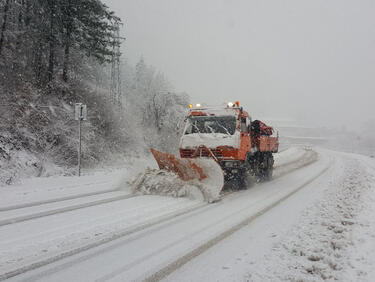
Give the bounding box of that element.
[180,148,224,159]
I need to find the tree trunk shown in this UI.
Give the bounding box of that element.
[13,0,25,69]
[17,0,25,28]
[24,0,31,27]
[62,0,72,82]
[62,27,71,82]
[34,39,43,84]
[47,1,55,82]
[0,0,11,56]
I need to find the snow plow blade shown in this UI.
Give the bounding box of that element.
[141,148,224,202]
[151,148,208,181]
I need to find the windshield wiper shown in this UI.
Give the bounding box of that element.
[217,122,231,135]
[192,123,203,137]
[206,125,215,133]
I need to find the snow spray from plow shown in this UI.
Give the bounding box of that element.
[132,149,224,203]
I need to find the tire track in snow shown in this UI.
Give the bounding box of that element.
[220,149,318,198]
[0,187,119,212]
[0,202,209,281]
[273,150,318,179]
[0,147,314,222]
[0,180,280,282]
[44,152,326,282]
[249,155,373,281]
[143,156,332,282]
[1,149,320,281]
[361,157,375,173]
[0,149,317,227]
[0,193,136,227]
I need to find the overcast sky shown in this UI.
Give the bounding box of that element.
[103,0,375,127]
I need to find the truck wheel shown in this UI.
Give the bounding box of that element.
[253,153,273,182]
[263,154,274,181]
[238,168,253,189]
[264,165,273,181]
[253,153,265,182]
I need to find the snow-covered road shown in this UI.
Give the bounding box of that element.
[164,151,375,282]
[1,147,375,282]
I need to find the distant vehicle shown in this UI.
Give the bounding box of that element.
[150,101,279,190]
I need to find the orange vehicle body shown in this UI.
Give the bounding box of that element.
[150,103,278,188]
[179,107,278,162]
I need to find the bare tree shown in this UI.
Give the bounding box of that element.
[0,0,11,56]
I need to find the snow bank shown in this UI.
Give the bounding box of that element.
[0,143,66,186]
[273,146,307,167]
[251,155,375,281]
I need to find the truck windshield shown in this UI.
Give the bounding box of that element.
[184,116,237,135]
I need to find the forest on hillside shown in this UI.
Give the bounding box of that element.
[0,0,189,184]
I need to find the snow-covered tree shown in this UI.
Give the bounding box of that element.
[0,1,190,185]
[121,57,190,153]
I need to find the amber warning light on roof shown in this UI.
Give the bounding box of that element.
[189,101,240,109]
[227,101,240,108]
[189,103,202,108]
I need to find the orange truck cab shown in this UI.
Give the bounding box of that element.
[179,102,279,184]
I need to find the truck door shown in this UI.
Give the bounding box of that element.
[239,116,251,160]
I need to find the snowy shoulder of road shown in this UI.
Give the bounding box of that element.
[164,150,375,282]
[252,152,375,282]
[0,157,155,208]
[273,146,308,167]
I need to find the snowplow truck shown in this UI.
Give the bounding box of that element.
[150,102,279,190]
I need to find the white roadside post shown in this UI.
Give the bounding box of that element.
[75,103,87,176]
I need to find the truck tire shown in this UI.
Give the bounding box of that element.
[238,166,253,189]
[251,152,274,182]
[263,154,274,181]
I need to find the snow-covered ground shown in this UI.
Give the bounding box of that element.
[164,150,375,282]
[0,157,153,209]
[1,147,374,281]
